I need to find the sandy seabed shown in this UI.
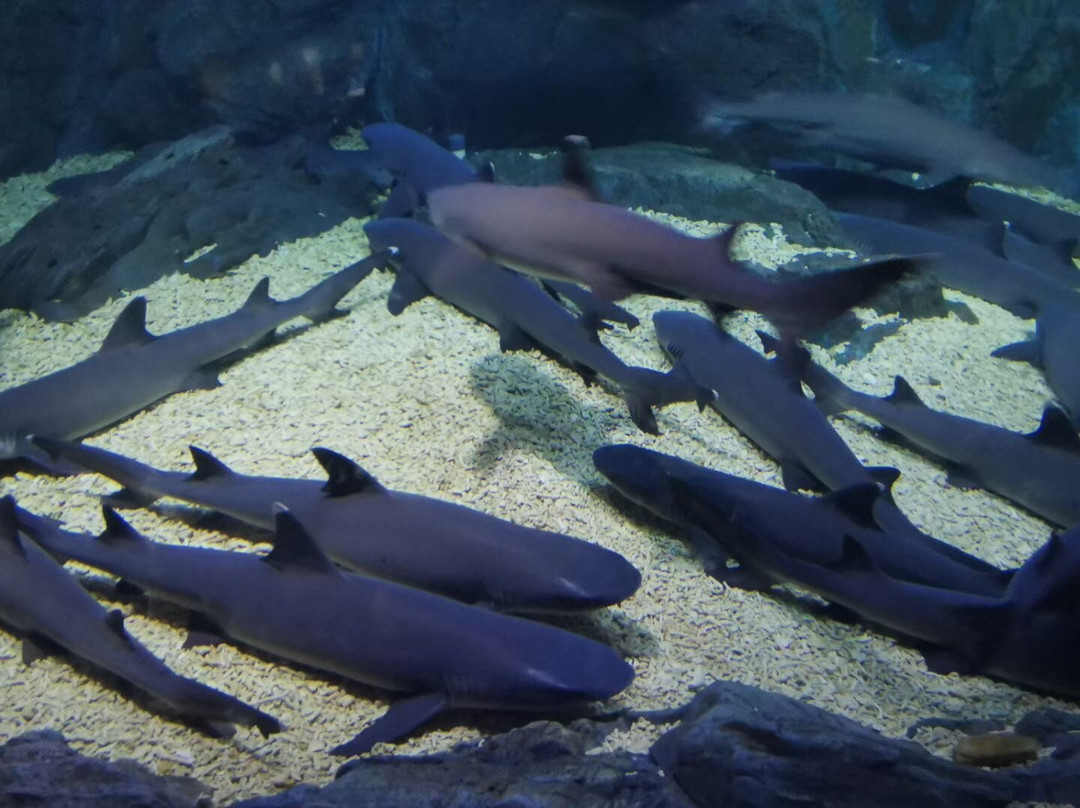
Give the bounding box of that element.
[0,156,1074,806]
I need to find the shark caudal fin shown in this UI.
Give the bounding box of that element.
[30,436,163,508]
[621,364,715,435]
[762,254,923,340]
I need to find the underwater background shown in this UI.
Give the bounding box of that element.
[1,1,1079,805]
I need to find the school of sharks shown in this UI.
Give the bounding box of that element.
[1,89,1080,763]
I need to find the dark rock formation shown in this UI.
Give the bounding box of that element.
[1,2,1076,184]
[0,730,208,808]
[5,685,1080,807]
[233,720,688,808]
[0,128,383,320]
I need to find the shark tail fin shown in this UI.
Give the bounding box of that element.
[297,249,394,324]
[621,364,715,435]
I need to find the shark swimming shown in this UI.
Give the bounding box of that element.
[801,361,1080,527]
[32,437,641,614]
[592,444,1011,596]
[426,180,918,338]
[364,218,712,433]
[17,504,635,755]
[0,250,393,472]
[0,497,279,738]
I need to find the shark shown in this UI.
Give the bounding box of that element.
[17,504,635,756]
[651,310,1006,571]
[426,180,917,338]
[0,250,393,472]
[0,497,279,738]
[992,300,1080,431]
[364,218,712,433]
[592,444,1011,597]
[801,361,1080,527]
[31,436,641,614]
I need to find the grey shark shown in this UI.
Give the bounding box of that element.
[426,181,917,337]
[32,437,641,614]
[1,250,393,471]
[592,444,1010,597]
[992,300,1080,431]
[18,504,634,755]
[0,497,279,738]
[802,362,1080,527]
[365,218,711,433]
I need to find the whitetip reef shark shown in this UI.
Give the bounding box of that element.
[592,443,1011,597]
[16,503,635,756]
[364,217,712,433]
[0,496,279,738]
[32,436,641,614]
[0,249,394,473]
[801,359,1080,527]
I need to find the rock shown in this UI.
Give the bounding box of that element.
[649,680,1019,808]
[954,733,1041,768]
[0,730,208,808]
[233,720,689,808]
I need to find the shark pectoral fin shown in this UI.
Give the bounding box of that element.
[21,634,58,665]
[311,448,387,497]
[944,463,981,490]
[379,183,421,219]
[497,324,535,353]
[177,367,222,392]
[921,645,975,676]
[624,395,660,435]
[780,461,824,493]
[991,338,1040,365]
[387,271,430,315]
[684,526,756,587]
[330,692,449,757]
[183,613,227,649]
[580,265,635,301]
[1028,406,1080,452]
[102,487,159,509]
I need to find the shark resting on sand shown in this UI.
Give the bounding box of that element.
[16,503,634,755]
[0,496,279,738]
[0,250,394,473]
[32,436,641,614]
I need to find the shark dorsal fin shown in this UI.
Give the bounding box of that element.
[242,278,275,310]
[99,297,153,352]
[311,447,387,497]
[886,376,924,407]
[1027,405,1080,452]
[264,506,336,574]
[189,446,234,480]
[560,135,596,198]
[830,534,877,574]
[0,496,26,558]
[104,609,136,648]
[822,483,883,529]
[756,329,781,355]
[712,223,740,259]
[98,506,144,544]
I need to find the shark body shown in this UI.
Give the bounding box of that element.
[0,498,279,738]
[802,364,1080,527]
[1,250,392,471]
[32,437,641,614]
[365,218,711,433]
[18,505,634,755]
[593,444,1010,596]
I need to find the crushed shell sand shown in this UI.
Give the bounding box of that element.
[0,159,1077,806]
